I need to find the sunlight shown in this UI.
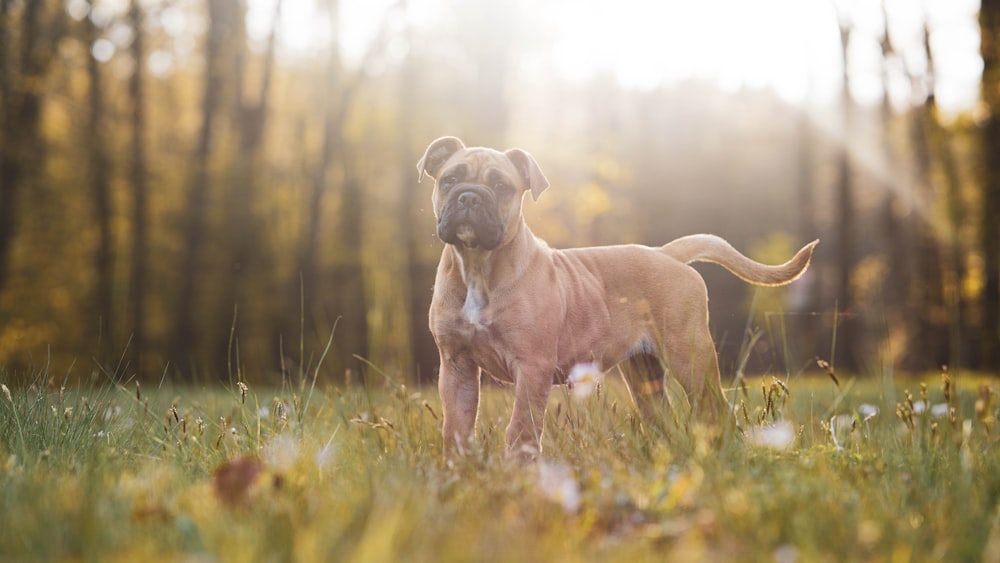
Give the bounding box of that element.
[247,0,435,64]
[542,0,841,103]
[250,0,981,110]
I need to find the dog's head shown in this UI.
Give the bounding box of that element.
[417,136,549,251]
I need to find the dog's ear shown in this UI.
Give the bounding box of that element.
[504,148,549,201]
[417,136,466,182]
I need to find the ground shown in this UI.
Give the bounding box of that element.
[1,366,999,562]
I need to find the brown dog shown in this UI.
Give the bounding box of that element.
[418,136,817,459]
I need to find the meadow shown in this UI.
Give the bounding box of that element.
[1,362,999,562]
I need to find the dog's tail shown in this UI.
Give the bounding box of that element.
[662,235,818,286]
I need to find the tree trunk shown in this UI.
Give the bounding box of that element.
[332,171,367,381]
[213,0,280,379]
[793,108,822,363]
[981,0,1000,371]
[0,0,9,109]
[128,0,150,376]
[915,20,968,370]
[172,0,232,376]
[908,106,949,369]
[0,0,19,293]
[876,7,909,372]
[297,30,339,342]
[85,3,114,363]
[0,0,47,292]
[295,0,407,382]
[834,23,858,370]
[397,24,436,384]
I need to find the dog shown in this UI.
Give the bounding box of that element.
[418,136,817,459]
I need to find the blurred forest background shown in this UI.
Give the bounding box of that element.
[1,0,998,385]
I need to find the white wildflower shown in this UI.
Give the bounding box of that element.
[930,403,949,418]
[567,362,603,400]
[829,414,855,451]
[537,460,581,513]
[263,434,299,472]
[315,442,337,469]
[746,420,796,451]
[103,405,122,422]
[858,403,879,419]
[315,428,340,469]
[773,544,799,563]
[1,384,11,403]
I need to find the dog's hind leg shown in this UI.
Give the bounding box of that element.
[619,352,670,424]
[660,325,730,426]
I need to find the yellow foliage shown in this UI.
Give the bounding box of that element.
[851,255,888,305]
[573,181,612,224]
[963,252,986,302]
[746,232,797,320]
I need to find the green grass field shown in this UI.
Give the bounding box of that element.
[1,365,999,562]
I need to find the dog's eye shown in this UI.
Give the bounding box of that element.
[493,181,511,193]
[441,176,458,189]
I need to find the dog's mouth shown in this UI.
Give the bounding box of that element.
[455,225,477,247]
[439,214,504,250]
[438,187,505,250]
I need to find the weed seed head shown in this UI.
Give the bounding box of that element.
[815,357,839,388]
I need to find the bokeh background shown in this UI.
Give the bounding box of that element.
[1,0,997,384]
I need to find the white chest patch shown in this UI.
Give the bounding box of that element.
[463,286,487,327]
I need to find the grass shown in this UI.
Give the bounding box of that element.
[1,364,1000,562]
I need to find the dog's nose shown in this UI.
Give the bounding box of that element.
[458,191,481,209]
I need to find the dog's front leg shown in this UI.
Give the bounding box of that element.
[505,367,553,461]
[438,352,481,455]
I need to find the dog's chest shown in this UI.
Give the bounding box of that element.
[432,281,495,340]
[433,286,518,381]
[462,284,488,327]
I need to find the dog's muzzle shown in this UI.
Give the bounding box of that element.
[437,185,505,250]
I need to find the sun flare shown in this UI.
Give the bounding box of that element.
[249,0,980,111]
